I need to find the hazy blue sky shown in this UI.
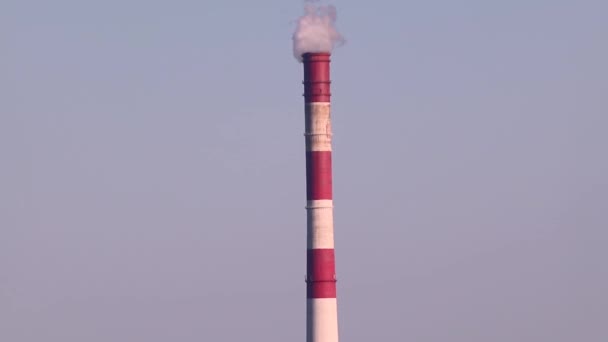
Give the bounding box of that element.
[2,0,607,341]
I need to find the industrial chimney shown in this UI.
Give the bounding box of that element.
[302,52,339,342]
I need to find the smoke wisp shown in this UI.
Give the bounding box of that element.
[292,1,345,61]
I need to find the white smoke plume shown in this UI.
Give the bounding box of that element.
[292,1,345,62]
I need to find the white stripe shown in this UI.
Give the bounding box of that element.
[307,200,335,249]
[305,103,332,152]
[306,199,333,209]
[307,298,339,342]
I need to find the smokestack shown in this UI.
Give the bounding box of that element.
[303,52,339,342]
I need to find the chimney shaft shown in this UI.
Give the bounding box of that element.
[302,52,339,342]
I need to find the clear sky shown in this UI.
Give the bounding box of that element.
[2,0,607,341]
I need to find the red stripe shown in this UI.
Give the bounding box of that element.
[303,82,331,102]
[306,151,333,200]
[307,249,337,298]
[303,53,331,103]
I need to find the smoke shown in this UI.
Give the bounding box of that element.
[292,1,345,62]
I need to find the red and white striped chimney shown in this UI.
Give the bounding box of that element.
[302,52,339,342]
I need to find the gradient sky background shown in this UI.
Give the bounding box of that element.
[2,0,607,341]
